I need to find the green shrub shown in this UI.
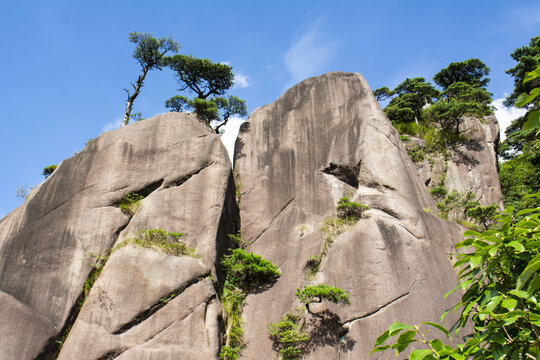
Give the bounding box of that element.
[400,134,411,142]
[392,121,421,136]
[118,193,144,215]
[295,284,351,306]
[465,204,499,229]
[429,185,448,199]
[336,197,369,219]
[220,249,281,359]
[436,190,478,221]
[269,284,351,359]
[268,312,308,360]
[221,249,281,290]
[43,165,57,178]
[407,148,425,162]
[115,229,195,257]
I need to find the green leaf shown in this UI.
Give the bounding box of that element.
[524,67,540,84]
[392,330,417,354]
[501,298,517,311]
[506,241,525,252]
[410,349,433,360]
[389,321,413,336]
[516,88,540,107]
[369,345,391,354]
[430,339,444,351]
[374,330,390,346]
[463,229,481,237]
[517,255,540,290]
[523,109,540,130]
[420,322,451,338]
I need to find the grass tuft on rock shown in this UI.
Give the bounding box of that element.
[115,229,195,257]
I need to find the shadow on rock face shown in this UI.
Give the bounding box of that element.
[305,310,356,355]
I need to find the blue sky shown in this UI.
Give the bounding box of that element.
[1,0,538,218]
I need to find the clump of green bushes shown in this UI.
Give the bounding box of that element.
[268,284,351,360]
[336,197,369,219]
[115,229,195,257]
[219,249,281,359]
[118,193,144,215]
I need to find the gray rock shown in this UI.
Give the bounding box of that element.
[234,72,466,359]
[0,113,236,359]
[445,115,502,207]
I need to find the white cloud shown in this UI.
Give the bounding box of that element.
[283,20,338,87]
[220,116,245,163]
[102,118,123,132]
[234,71,252,88]
[492,97,527,142]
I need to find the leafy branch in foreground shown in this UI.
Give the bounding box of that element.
[371,194,540,359]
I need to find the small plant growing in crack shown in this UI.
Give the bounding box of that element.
[336,197,369,219]
[117,192,144,215]
[114,229,196,257]
[228,231,249,249]
[268,284,351,360]
[219,249,281,359]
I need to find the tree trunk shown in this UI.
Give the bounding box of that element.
[122,67,149,127]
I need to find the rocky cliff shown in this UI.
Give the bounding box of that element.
[0,113,237,359]
[0,72,503,359]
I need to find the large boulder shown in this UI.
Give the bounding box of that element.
[234,72,465,359]
[0,113,237,359]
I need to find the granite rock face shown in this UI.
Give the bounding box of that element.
[234,72,467,359]
[0,113,237,359]
[412,115,502,208]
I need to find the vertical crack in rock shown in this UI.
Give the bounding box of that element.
[33,257,111,360]
[112,273,211,335]
[322,162,361,188]
[250,196,296,246]
[162,162,214,189]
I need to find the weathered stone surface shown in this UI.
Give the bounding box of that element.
[445,115,502,207]
[0,113,236,359]
[234,72,465,359]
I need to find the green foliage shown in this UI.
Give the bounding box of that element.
[117,193,143,215]
[393,121,422,136]
[268,312,309,360]
[269,284,351,359]
[400,134,411,142]
[499,144,540,211]
[220,250,280,359]
[163,55,247,132]
[189,97,219,123]
[384,77,440,123]
[373,86,395,101]
[228,232,248,248]
[372,198,540,358]
[43,165,57,178]
[123,31,179,126]
[336,197,369,219]
[164,95,189,112]
[466,204,499,230]
[407,148,425,163]
[433,58,491,90]
[320,215,358,241]
[429,185,448,200]
[515,64,540,133]
[428,81,493,135]
[504,36,540,108]
[221,249,281,290]
[163,54,234,99]
[115,229,195,257]
[295,284,350,305]
[435,190,478,221]
[129,31,179,70]
[15,185,34,200]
